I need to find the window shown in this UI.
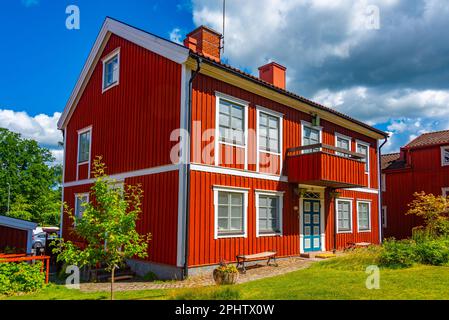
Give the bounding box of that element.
[441,146,449,166]
[381,174,386,192]
[381,206,387,228]
[256,192,283,236]
[302,121,322,153]
[356,141,370,173]
[259,112,280,153]
[102,49,120,91]
[74,193,89,222]
[218,99,245,146]
[214,187,248,238]
[336,199,352,233]
[357,201,371,232]
[78,129,91,164]
[335,133,351,157]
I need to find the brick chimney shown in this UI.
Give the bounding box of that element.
[258,62,287,90]
[184,26,222,62]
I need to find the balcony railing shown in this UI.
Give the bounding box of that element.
[286,143,368,188]
[286,143,366,161]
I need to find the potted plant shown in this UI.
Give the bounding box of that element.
[213,261,239,285]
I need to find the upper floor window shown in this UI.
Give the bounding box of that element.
[214,186,248,239]
[259,112,280,153]
[442,187,449,198]
[335,133,351,157]
[441,146,449,166]
[77,127,91,164]
[356,141,370,173]
[381,206,387,228]
[302,121,322,153]
[218,99,245,146]
[381,174,386,192]
[357,201,371,232]
[256,191,283,237]
[336,199,352,233]
[102,48,120,92]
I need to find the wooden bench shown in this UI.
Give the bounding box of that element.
[236,251,278,273]
[345,242,371,251]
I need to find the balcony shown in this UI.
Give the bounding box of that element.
[286,144,368,188]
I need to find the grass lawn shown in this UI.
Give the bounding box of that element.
[3,251,449,300]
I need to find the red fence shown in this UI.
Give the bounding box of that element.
[0,254,51,283]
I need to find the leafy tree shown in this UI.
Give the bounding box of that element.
[53,157,151,300]
[0,128,61,225]
[407,192,449,237]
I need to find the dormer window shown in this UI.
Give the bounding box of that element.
[102,48,120,92]
[441,146,449,166]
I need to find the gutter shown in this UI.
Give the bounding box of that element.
[377,137,389,243]
[183,55,202,280]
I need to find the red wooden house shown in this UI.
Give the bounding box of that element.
[382,131,449,239]
[57,18,387,279]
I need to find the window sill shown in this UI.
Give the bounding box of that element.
[337,230,353,234]
[358,229,371,233]
[216,233,246,239]
[102,81,119,94]
[77,161,89,165]
[257,233,282,238]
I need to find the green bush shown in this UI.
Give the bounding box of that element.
[0,262,46,296]
[380,239,419,268]
[416,239,449,266]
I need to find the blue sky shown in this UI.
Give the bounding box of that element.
[1,0,449,162]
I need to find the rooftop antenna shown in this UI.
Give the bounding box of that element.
[221,0,226,55]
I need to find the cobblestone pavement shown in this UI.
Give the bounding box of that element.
[80,257,315,292]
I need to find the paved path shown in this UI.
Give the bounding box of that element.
[80,257,314,292]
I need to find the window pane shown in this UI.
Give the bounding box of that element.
[219,113,230,128]
[218,206,228,218]
[78,131,90,163]
[231,194,242,205]
[231,206,242,218]
[230,218,242,231]
[218,192,228,205]
[259,207,267,219]
[218,218,228,230]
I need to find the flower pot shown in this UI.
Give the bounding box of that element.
[213,269,239,285]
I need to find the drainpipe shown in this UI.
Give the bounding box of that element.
[377,137,388,243]
[183,56,202,280]
[331,188,338,254]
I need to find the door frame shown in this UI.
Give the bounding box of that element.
[299,185,326,254]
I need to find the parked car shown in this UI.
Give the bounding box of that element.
[32,232,57,249]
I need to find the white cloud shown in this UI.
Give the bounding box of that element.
[0,109,62,147]
[169,28,183,44]
[50,149,64,165]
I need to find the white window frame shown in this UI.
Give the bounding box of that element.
[356,140,370,174]
[301,120,323,153]
[255,190,284,237]
[256,105,283,174]
[214,92,249,170]
[335,132,352,156]
[74,193,89,225]
[381,206,387,228]
[76,126,92,180]
[442,187,449,197]
[441,146,449,166]
[213,186,249,239]
[336,198,353,234]
[102,47,121,93]
[357,200,371,232]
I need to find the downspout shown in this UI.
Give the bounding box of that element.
[331,188,338,254]
[377,137,388,243]
[183,55,202,279]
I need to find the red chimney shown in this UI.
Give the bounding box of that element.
[184,26,222,62]
[258,62,287,90]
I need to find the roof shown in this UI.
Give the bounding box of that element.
[58,17,388,139]
[405,130,449,149]
[191,51,388,138]
[0,215,37,231]
[381,153,403,170]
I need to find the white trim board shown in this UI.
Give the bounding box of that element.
[64,164,180,188]
[58,17,190,129]
[0,215,37,231]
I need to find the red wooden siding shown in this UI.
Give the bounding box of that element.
[383,146,449,239]
[191,74,379,189]
[287,152,367,188]
[188,171,298,267]
[259,153,281,175]
[218,144,245,169]
[0,226,27,253]
[64,34,182,183]
[326,190,380,250]
[63,170,179,266]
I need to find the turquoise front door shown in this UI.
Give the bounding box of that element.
[303,199,321,252]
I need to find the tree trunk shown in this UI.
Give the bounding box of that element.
[110,266,115,300]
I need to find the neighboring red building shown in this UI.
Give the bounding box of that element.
[57,18,387,279]
[382,131,449,239]
[0,215,37,254]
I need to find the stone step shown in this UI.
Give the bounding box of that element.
[300,252,336,259]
